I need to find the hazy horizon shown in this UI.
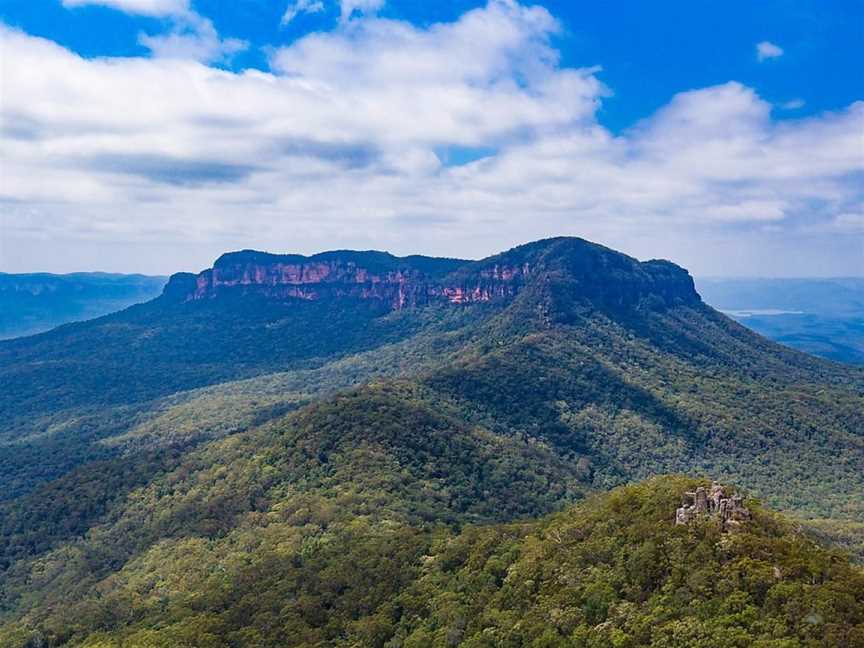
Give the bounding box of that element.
[9,254,864,281]
[2,242,864,281]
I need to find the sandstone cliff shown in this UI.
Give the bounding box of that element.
[162,237,701,313]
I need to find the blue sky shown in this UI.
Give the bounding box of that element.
[0,0,862,275]
[5,0,862,131]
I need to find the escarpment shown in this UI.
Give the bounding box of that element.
[164,253,528,309]
[161,237,702,313]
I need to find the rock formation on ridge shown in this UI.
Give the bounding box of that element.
[675,482,751,529]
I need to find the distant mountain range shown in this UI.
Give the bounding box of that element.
[0,272,167,340]
[697,277,864,364]
[1,238,862,646]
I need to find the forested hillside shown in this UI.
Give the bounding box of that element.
[2,476,862,647]
[1,238,862,645]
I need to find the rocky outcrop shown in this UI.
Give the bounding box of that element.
[675,483,751,530]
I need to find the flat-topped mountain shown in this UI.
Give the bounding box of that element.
[163,237,701,312]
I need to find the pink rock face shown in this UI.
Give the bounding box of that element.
[185,259,530,310]
[434,284,516,304]
[479,263,530,281]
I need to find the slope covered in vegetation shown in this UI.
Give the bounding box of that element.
[2,476,861,647]
[0,382,590,645]
[1,238,863,645]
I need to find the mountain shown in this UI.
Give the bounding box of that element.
[697,278,864,365]
[0,239,702,499]
[0,272,167,340]
[0,237,862,645]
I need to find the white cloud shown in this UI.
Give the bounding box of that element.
[138,13,248,63]
[61,0,189,17]
[282,0,326,26]
[268,1,601,145]
[756,41,784,61]
[1,3,862,276]
[61,0,244,63]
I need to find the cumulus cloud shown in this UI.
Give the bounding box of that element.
[61,0,189,16]
[268,1,602,145]
[756,41,783,61]
[0,2,862,276]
